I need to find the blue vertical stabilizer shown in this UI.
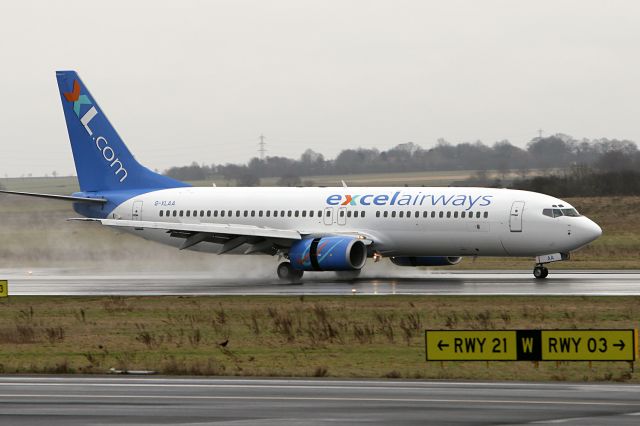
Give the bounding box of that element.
[56,71,189,192]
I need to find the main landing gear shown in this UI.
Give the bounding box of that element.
[533,264,549,279]
[277,262,304,283]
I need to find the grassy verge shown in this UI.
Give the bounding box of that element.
[0,296,638,381]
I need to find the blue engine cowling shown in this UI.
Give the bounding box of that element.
[289,236,367,271]
[390,256,462,267]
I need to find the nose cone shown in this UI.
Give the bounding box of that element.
[578,217,602,246]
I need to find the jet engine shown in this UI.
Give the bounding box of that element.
[390,256,462,267]
[289,236,367,271]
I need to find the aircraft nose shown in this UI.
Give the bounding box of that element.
[582,218,602,243]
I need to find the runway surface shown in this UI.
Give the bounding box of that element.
[1,376,640,425]
[2,269,640,295]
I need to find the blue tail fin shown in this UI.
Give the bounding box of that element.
[56,71,189,192]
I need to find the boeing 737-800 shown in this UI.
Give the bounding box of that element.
[1,71,602,281]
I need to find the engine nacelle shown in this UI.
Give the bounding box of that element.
[289,236,367,271]
[390,256,462,267]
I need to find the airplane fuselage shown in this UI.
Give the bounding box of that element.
[97,186,601,258]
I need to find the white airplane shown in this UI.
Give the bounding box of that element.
[1,71,602,281]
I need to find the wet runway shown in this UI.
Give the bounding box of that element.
[1,376,640,425]
[2,269,639,295]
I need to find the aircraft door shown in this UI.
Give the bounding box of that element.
[337,207,347,226]
[132,201,143,221]
[323,207,333,225]
[509,201,524,232]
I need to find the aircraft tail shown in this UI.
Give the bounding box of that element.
[56,71,189,192]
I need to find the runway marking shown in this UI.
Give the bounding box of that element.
[531,417,594,424]
[0,394,639,406]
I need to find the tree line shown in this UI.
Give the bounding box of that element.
[166,134,640,188]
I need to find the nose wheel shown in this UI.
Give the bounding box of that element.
[533,265,549,279]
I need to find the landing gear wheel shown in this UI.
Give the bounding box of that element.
[277,262,304,283]
[533,265,549,279]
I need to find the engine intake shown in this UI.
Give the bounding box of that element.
[289,236,367,271]
[390,256,462,267]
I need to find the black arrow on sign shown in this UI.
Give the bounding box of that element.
[437,340,449,351]
[613,340,625,350]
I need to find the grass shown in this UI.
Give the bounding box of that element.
[0,295,638,381]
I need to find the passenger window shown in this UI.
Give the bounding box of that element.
[295,211,299,217]
[186,210,190,217]
[484,212,488,219]
[361,211,366,218]
[446,211,451,218]
[461,211,466,218]
[273,211,278,217]
[318,210,322,217]
[439,211,443,218]
[244,211,248,217]
[281,210,285,217]
[258,211,263,217]
[384,211,388,218]
[159,210,164,217]
[354,211,358,218]
[414,211,419,218]
[251,211,256,217]
[236,210,241,217]
[193,210,197,217]
[199,210,204,217]
[220,210,225,217]
[391,211,396,218]
[431,211,436,218]
[423,211,428,218]
[454,211,458,218]
[266,211,270,217]
[347,211,352,218]
[339,210,345,217]
[302,211,306,217]
[214,210,218,217]
[376,211,380,218]
[326,210,331,217]
[399,211,404,218]
[309,211,314,218]
[172,211,177,217]
[179,210,184,217]
[476,212,481,219]
[288,211,292,217]
[207,210,211,217]
[407,212,412,219]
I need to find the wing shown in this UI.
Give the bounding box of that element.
[69,218,302,254]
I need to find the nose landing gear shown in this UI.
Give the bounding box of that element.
[533,264,549,279]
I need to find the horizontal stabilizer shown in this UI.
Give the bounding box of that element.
[0,190,107,204]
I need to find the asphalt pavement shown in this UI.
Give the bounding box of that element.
[2,269,639,295]
[0,376,639,425]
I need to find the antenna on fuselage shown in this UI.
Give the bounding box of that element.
[341,180,348,188]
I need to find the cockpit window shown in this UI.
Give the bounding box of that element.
[543,208,580,218]
[561,208,580,217]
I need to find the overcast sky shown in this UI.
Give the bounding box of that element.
[1,0,639,177]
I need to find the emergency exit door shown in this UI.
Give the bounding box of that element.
[509,201,524,232]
